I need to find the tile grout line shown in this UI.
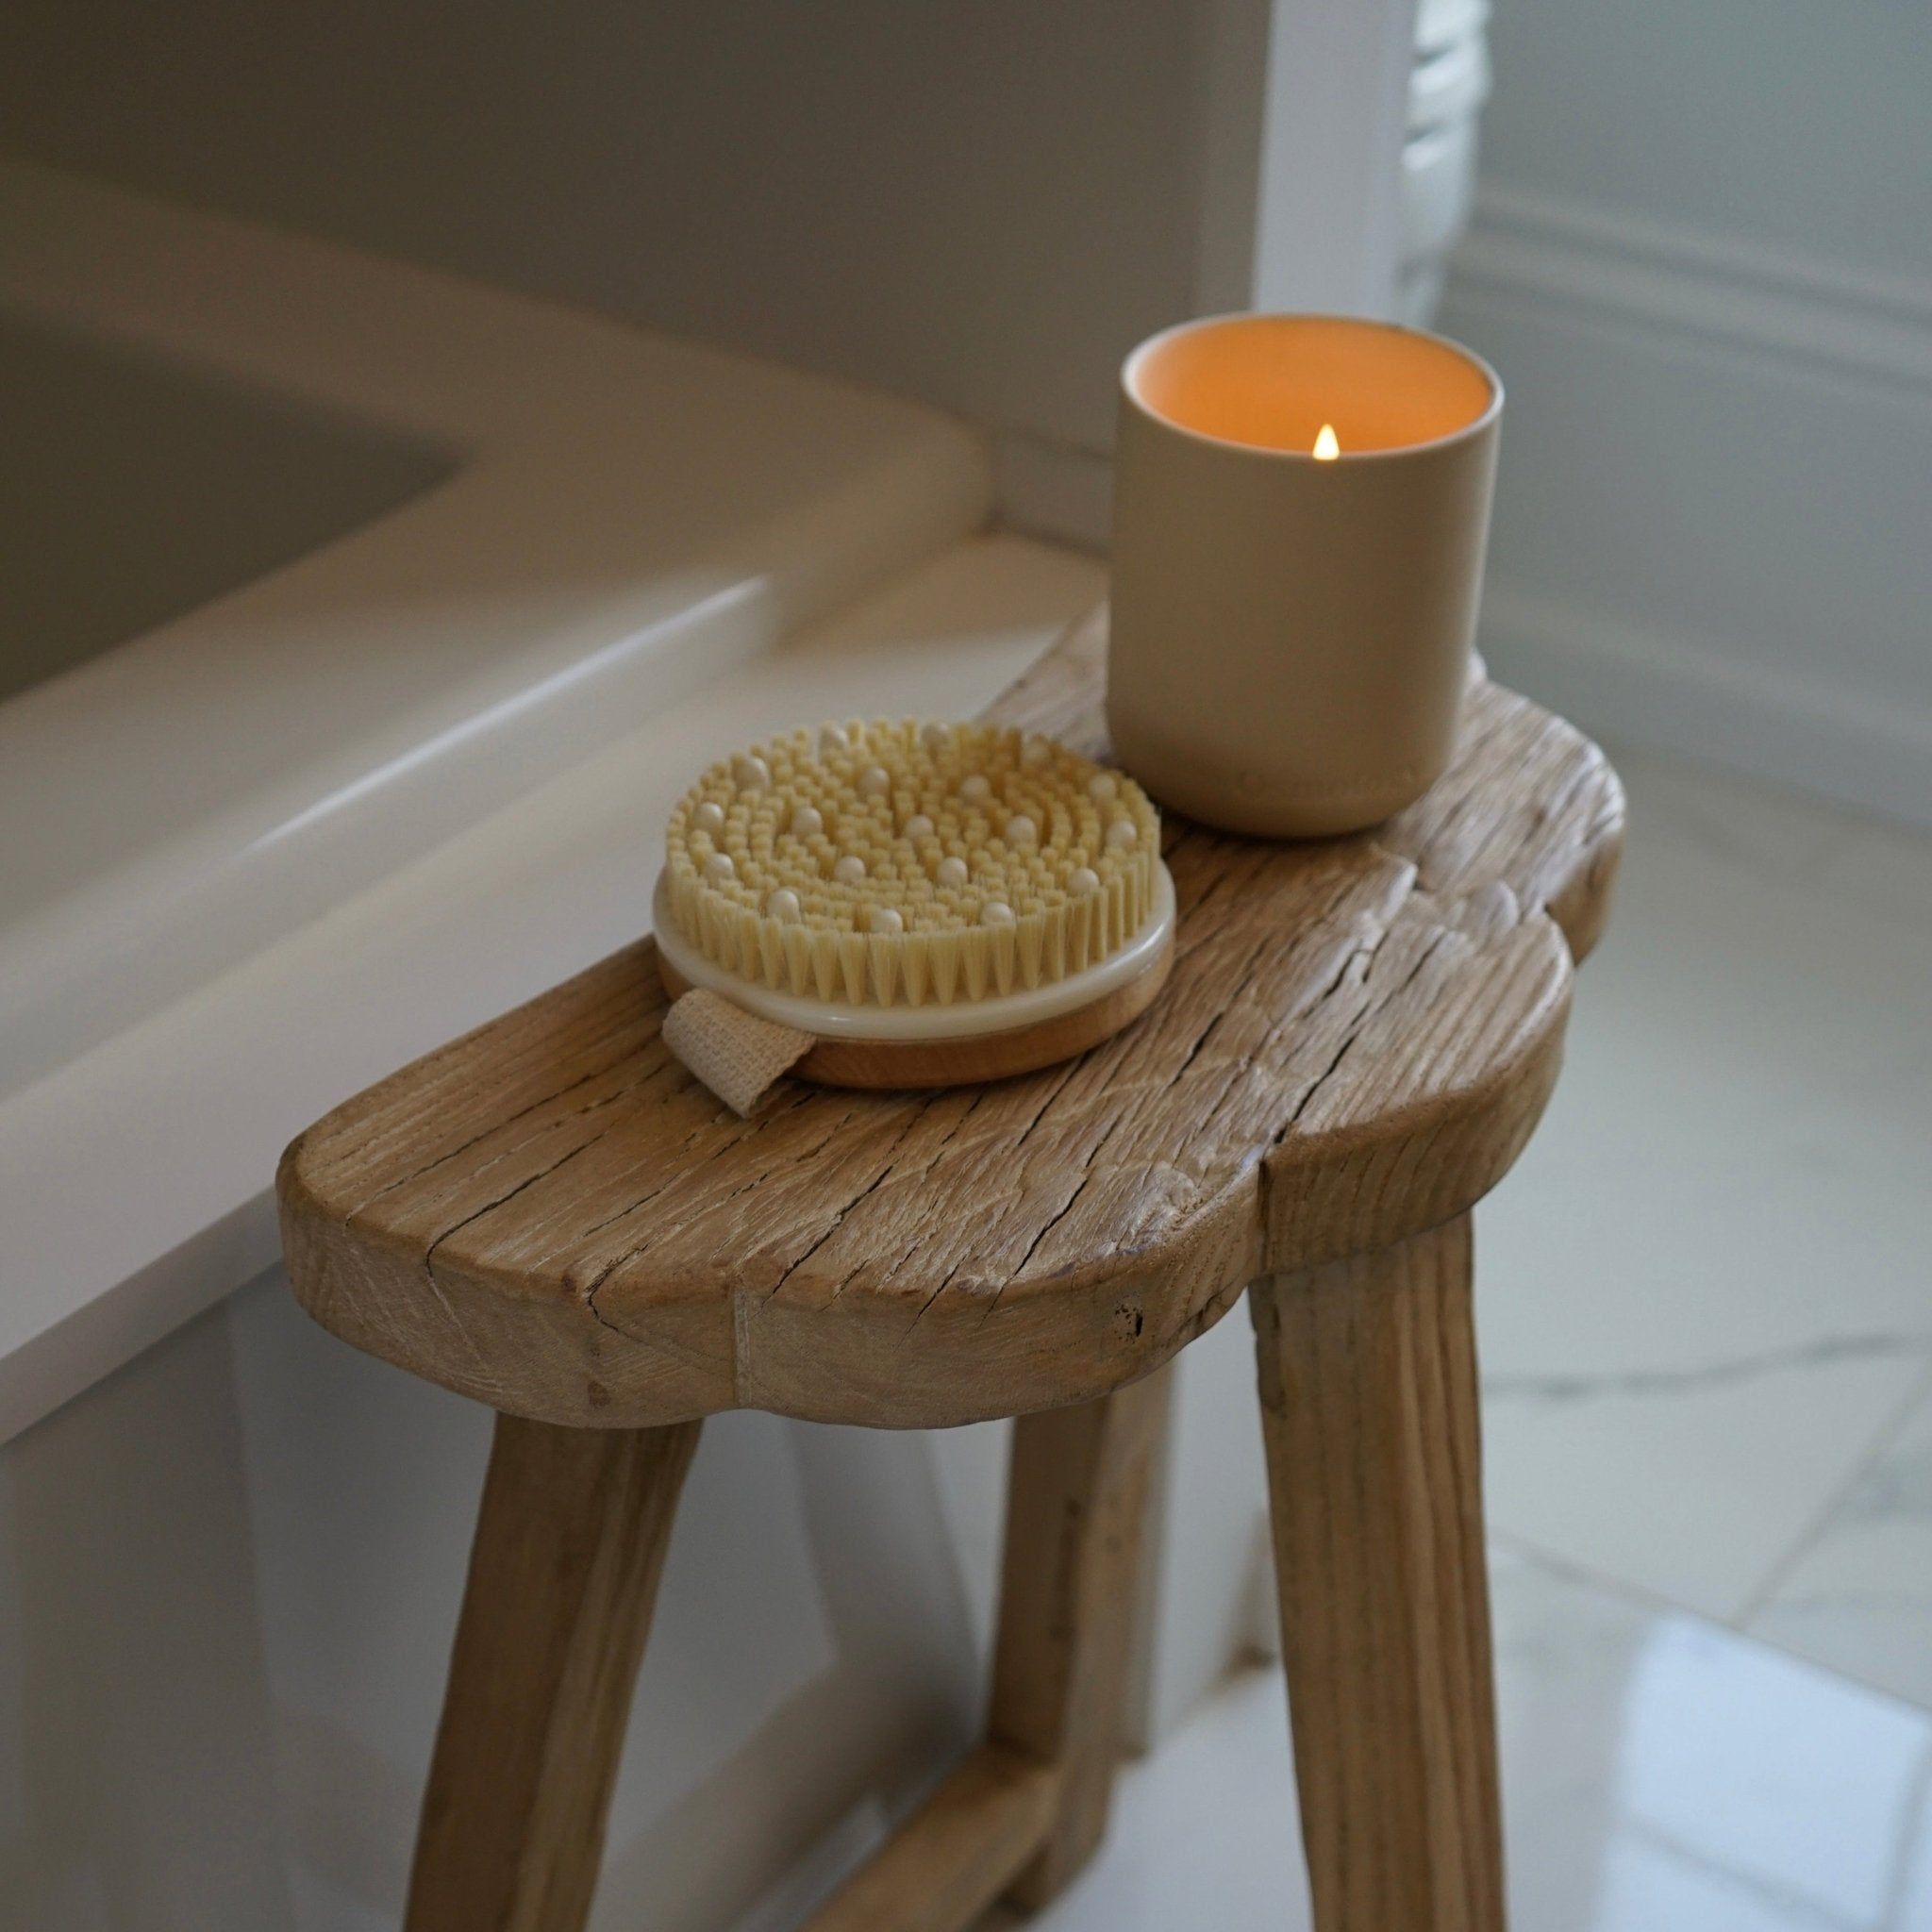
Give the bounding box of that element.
[1731,1356,1932,1633]
[1489,1532,1932,1732]
[1484,1527,1713,1632]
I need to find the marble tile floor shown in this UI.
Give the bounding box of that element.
[1473,741,1932,1698]
[1023,1548,1932,1932]
[1753,1396,1932,1713]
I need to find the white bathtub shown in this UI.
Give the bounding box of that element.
[0,162,989,1099]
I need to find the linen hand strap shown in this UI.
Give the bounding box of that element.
[661,988,814,1117]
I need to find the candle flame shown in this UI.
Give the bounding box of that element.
[1312,423,1341,460]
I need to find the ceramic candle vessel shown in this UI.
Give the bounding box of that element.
[1108,313,1502,839]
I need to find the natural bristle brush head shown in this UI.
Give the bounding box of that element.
[660,721,1164,1011]
[653,720,1178,1095]
[653,722,1174,1097]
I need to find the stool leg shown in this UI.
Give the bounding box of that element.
[1250,1216,1505,1932]
[990,1364,1173,1909]
[405,1412,702,1932]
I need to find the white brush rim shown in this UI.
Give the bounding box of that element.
[653,862,1175,1041]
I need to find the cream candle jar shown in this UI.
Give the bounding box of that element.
[1108,313,1501,839]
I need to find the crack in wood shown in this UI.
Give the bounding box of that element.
[576,1093,819,1322]
[344,1023,671,1222]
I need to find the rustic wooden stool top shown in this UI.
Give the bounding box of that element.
[277,609,1623,1932]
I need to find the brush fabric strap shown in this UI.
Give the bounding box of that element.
[662,988,814,1116]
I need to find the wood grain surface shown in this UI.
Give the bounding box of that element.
[278,609,1623,1430]
[403,1413,700,1932]
[803,1746,1062,1932]
[1252,1217,1503,1932]
[989,1367,1172,1907]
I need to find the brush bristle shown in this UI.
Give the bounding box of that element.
[664,721,1161,1007]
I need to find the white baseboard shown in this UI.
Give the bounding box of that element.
[1441,181,1932,830]
[1479,581,1932,829]
[1454,182,1932,403]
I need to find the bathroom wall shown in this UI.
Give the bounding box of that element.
[1438,0,1932,826]
[74,2,1200,448]
[1,0,1418,546]
[1,3,1203,455]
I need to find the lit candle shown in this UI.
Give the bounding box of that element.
[1108,314,1501,838]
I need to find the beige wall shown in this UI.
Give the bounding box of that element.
[5,0,1228,456]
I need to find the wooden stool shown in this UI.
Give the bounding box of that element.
[277,610,1622,1932]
